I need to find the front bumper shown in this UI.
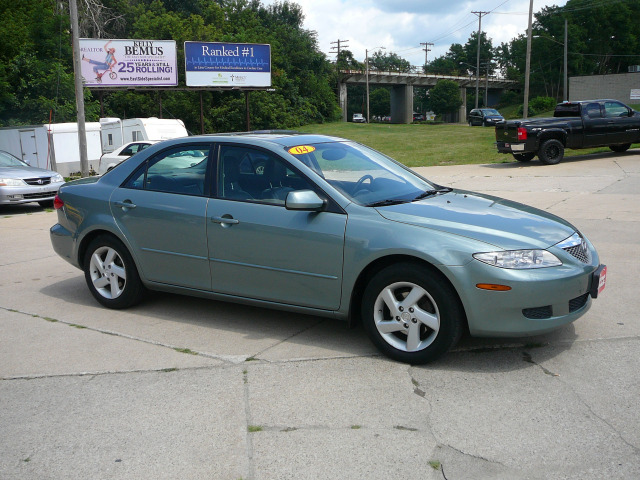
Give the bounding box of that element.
[447,252,602,337]
[0,184,62,205]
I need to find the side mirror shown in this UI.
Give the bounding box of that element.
[285,190,325,211]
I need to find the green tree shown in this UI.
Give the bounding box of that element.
[426,80,462,116]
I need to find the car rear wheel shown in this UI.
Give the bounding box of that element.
[83,234,144,309]
[361,263,464,364]
[609,143,631,153]
[538,139,564,165]
[512,152,536,162]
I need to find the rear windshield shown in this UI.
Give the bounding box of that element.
[554,104,581,117]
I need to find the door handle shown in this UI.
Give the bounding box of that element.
[212,216,239,226]
[113,200,137,210]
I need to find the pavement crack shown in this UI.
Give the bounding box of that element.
[522,351,559,376]
[248,317,327,359]
[0,306,246,365]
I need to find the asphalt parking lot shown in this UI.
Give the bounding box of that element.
[1,151,639,479]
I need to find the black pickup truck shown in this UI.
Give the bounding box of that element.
[495,99,640,164]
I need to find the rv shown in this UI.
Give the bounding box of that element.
[100,117,188,153]
[0,123,102,176]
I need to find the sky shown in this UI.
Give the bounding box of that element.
[261,0,569,67]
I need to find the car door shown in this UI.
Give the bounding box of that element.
[581,102,609,147]
[110,144,212,290]
[603,101,638,145]
[206,145,347,311]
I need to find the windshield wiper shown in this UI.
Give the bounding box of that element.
[366,198,410,207]
[412,187,452,201]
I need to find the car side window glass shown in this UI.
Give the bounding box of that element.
[123,146,209,196]
[604,101,628,118]
[218,145,311,205]
[120,146,135,156]
[585,103,602,119]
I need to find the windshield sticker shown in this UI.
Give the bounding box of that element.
[288,145,316,155]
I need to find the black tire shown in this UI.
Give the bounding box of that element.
[83,234,144,309]
[512,152,536,162]
[538,139,564,165]
[361,263,464,364]
[38,200,54,208]
[468,121,473,127]
[609,143,631,153]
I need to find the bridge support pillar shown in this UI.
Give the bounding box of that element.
[459,87,467,124]
[390,84,413,124]
[339,82,348,122]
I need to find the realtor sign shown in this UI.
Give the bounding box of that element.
[79,39,178,87]
[185,42,271,87]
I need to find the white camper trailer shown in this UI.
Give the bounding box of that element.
[100,117,188,153]
[0,123,102,176]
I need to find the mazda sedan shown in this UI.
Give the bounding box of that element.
[50,134,606,363]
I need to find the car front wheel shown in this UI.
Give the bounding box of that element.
[83,234,144,309]
[609,143,631,153]
[361,263,464,364]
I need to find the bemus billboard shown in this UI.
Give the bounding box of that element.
[184,42,271,87]
[79,39,178,87]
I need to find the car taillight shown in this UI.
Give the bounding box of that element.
[53,195,64,210]
[517,127,527,141]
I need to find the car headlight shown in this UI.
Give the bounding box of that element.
[0,178,25,186]
[473,250,562,269]
[52,174,64,183]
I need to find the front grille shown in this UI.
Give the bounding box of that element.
[569,293,589,312]
[563,243,590,263]
[24,177,52,186]
[523,306,552,319]
[23,191,57,199]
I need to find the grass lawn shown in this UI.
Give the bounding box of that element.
[296,122,628,168]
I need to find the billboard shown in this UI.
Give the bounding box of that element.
[185,42,271,87]
[79,39,178,87]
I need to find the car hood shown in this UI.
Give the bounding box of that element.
[0,166,59,179]
[375,190,575,250]
[484,115,504,120]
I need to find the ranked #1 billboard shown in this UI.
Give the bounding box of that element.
[185,42,271,87]
[79,39,178,87]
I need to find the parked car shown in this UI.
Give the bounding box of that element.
[352,113,366,123]
[98,141,158,175]
[0,150,64,207]
[413,113,425,122]
[496,99,640,164]
[468,108,504,126]
[50,133,606,364]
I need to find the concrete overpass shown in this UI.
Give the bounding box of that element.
[338,70,517,124]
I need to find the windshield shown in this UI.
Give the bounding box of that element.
[288,141,440,206]
[482,109,500,116]
[0,151,28,167]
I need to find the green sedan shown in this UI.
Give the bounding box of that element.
[50,133,606,364]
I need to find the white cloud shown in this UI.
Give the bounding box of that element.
[261,0,568,66]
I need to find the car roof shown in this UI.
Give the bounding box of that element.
[161,132,350,150]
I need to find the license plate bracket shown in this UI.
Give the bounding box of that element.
[589,265,607,298]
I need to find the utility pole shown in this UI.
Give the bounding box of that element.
[523,0,534,118]
[420,42,434,73]
[69,0,89,176]
[563,18,568,101]
[472,11,488,109]
[330,39,349,62]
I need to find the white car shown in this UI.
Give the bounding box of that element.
[98,141,158,175]
[352,113,366,123]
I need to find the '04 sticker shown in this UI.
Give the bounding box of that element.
[288,145,316,155]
